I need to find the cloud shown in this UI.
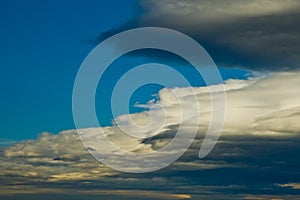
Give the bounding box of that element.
[110,72,300,141]
[2,131,117,182]
[0,138,16,146]
[141,0,300,22]
[1,72,300,198]
[279,183,300,189]
[243,195,295,200]
[98,0,300,70]
[0,185,191,200]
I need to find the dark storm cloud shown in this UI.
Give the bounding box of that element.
[97,0,300,71]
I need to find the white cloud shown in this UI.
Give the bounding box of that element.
[2,72,300,179]
[108,72,300,138]
[141,0,300,24]
[2,130,117,182]
[279,183,300,189]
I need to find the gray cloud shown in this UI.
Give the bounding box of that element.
[99,0,300,70]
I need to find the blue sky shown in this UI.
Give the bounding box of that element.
[0,0,138,140]
[0,0,250,141]
[1,1,300,199]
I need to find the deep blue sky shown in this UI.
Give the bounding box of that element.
[0,0,139,140]
[0,0,250,141]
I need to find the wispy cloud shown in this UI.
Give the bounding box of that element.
[0,138,16,146]
[279,183,300,189]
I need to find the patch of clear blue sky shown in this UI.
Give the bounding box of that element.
[0,0,250,141]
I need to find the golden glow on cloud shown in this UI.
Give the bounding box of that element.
[0,185,191,199]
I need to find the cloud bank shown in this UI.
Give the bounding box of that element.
[1,72,300,199]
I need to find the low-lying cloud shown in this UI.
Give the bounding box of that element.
[1,72,300,198]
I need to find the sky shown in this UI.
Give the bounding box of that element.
[0,0,139,140]
[1,0,300,199]
[0,0,250,141]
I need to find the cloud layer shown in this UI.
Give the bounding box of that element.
[1,72,300,199]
